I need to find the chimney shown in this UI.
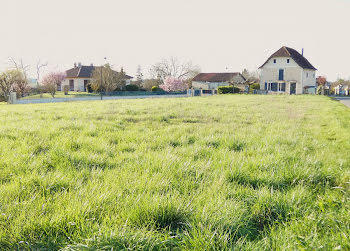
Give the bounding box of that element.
[74,62,77,68]
[78,62,82,67]
[302,48,304,56]
[90,63,93,66]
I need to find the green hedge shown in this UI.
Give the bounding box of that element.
[218,86,240,94]
[125,85,140,91]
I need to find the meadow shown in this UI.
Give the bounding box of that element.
[0,95,349,250]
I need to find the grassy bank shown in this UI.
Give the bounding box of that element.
[0,95,349,250]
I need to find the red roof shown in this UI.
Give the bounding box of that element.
[192,72,245,82]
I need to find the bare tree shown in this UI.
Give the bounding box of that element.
[242,68,259,83]
[135,65,143,87]
[91,64,126,94]
[150,57,201,81]
[10,58,30,82]
[36,59,48,82]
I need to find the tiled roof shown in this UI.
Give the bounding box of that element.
[192,72,245,82]
[259,46,317,70]
[65,65,133,79]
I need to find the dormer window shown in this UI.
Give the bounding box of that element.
[273,59,276,63]
[287,59,290,63]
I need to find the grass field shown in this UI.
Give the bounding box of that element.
[0,95,349,250]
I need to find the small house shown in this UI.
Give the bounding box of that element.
[61,63,133,92]
[191,72,246,95]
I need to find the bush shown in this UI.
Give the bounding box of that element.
[251,83,260,90]
[152,86,163,92]
[86,84,93,93]
[125,84,139,91]
[63,85,69,95]
[218,86,240,94]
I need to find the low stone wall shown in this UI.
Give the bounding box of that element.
[15,94,188,104]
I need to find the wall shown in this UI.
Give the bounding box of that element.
[192,75,245,90]
[302,69,316,87]
[192,81,229,89]
[259,57,311,94]
[62,78,90,91]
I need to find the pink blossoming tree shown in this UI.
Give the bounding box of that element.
[41,71,66,98]
[159,77,187,92]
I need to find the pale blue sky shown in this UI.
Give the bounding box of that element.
[0,0,349,81]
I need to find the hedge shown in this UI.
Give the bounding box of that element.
[125,85,140,91]
[218,86,240,94]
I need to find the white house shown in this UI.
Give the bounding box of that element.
[334,84,349,95]
[61,63,133,92]
[259,46,317,94]
[191,72,246,95]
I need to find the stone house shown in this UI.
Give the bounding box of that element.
[259,46,317,94]
[191,73,246,95]
[61,63,133,92]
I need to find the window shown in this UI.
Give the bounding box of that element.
[313,73,315,78]
[287,59,290,63]
[306,72,309,78]
[57,83,61,91]
[271,82,278,91]
[273,59,276,63]
[279,83,286,92]
[265,82,267,90]
[69,79,74,91]
[279,69,284,81]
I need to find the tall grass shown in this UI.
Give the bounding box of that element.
[0,95,349,250]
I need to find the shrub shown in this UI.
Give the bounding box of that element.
[86,83,93,93]
[251,83,260,90]
[152,86,163,92]
[63,85,69,95]
[218,86,240,94]
[125,84,139,91]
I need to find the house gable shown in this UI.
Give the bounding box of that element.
[259,46,316,70]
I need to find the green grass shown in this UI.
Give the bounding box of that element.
[0,95,349,250]
[22,91,99,99]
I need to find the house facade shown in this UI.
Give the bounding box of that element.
[191,73,246,95]
[61,64,133,92]
[259,46,317,94]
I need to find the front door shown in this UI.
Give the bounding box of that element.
[290,83,296,94]
[84,80,89,92]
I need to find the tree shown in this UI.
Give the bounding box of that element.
[0,69,25,101]
[91,64,126,94]
[135,65,143,87]
[150,57,201,81]
[241,68,259,83]
[13,76,31,97]
[36,59,48,83]
[8,58,32,97]
[316,76,327,95]
[41,71,66,98]
[159,77,187,92]
[316,76,327,86]
[142,79,161,91]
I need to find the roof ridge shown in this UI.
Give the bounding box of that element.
[77,66,82,77]
[283,46,291,56]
